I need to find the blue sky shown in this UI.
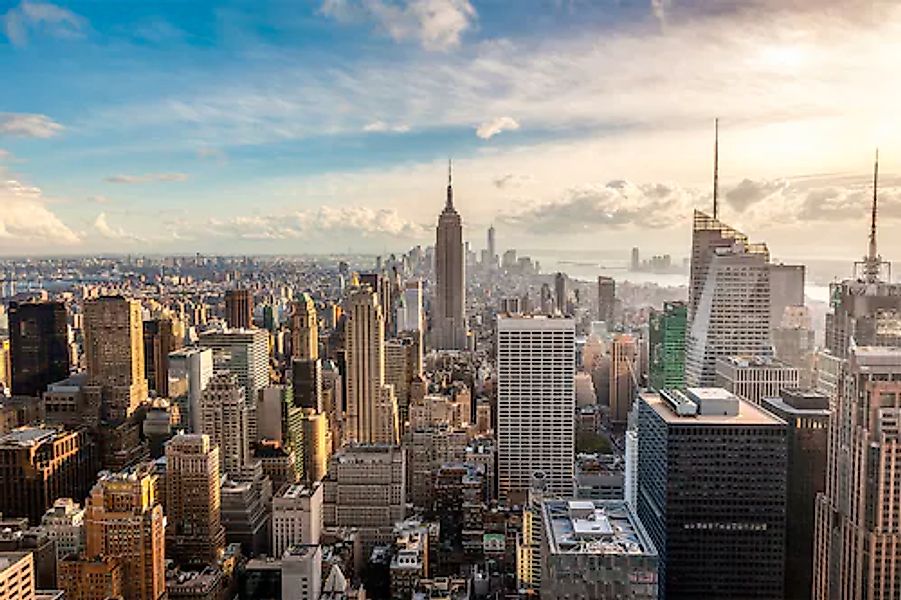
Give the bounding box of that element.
[1,0,900,259]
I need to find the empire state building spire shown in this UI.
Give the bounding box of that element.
[446,158,454,209]
[863,149,882,283]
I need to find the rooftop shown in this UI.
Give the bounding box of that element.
[643,389,785,426]
[0,426,63,448]
[717,355,794,369]
[542,500,656,557]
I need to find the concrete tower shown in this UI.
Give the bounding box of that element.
[432,161,467,350]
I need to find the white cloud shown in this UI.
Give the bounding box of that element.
[0,113,63,138]
[196,146,227,162]
[320,0,476,51]
[105,172,189,184]
[363,120,411,133]
[2,1,86,46]
[476,116,520,140]
[0,177,79,246]
[93,212,143,241]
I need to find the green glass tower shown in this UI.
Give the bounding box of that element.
[649,301,687,391]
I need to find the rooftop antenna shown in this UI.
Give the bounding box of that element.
[446,158,454,209]
[857,149,889,283]
[713,118,719,221]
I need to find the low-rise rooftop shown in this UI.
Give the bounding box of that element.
[543,499,656,557]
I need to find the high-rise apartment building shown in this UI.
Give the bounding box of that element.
[168,347,213,432]
[84,466,166,600]
[761,389,829,600]
[609,334,637,424]
[0,426,97,524]
[432,164,467,350]
[597,276,615,326]
[289,293,318,361]
[165,434,226,566]
[271,483,323,559]
[540,500,658,599]
[83,296,148,422]
[497,315,575,502]
[396,280,423,334]
[648,301,686,390]
[637,388,787,599]
[199,372,250,478]
[685,214,772,387]
[143,316,182,397]
[322,445,406,549]
[0,552,35,600]
[344,287,399,445]
[715,355,799,404]
[8,301,69,398]
[225,288,253,329]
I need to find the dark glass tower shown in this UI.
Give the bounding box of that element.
[9,301,70,397]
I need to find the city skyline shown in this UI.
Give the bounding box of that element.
[2,0,900,258]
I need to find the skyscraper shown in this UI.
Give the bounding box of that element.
[83,296,148,422]
[225,288,253,329]
[554,272,566,314]
[432,162,467,350]
[814,157,901,598]
[648,301,686,390]
[637,388,787,599]
[596,276,615,326]
[608,334,637,424]
[167,347,214,432]
[165,434,226,567]
[487,225,497,269]
[84,466,166,600]
[684,214,772,387]
[344,287,399,445]
[199,372,251,478]
[289,293,318,361]
[142,315,182,397]
[396,280,423,334]
[497,315,575,502]
[8,301,69,398]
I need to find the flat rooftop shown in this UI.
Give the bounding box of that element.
[642,390,785,426]
[0,426,63,448]
[717,355,794,369]
[543,500,656,557]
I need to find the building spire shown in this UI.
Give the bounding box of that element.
[864,148,881,282]
[446,158,454,209]
[713,118,719,221]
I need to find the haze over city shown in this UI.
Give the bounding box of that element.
[2,0,900,259]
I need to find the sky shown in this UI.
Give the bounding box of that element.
[1,0,900,261]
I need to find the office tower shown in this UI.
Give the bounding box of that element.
[624,428,638,508]
[684,217,772,387]
[385,332,422,432]
[142,316,182,397]
[281,545,322,600]
[289,293,318,361]
[487,225,497,267]
[165,434,226,566]
[220,461,273,556]
[0,340,9,393]
[554,272,566,314]
[637,388,787,599]
[432,163,467,350]
[406,426,469,508]
[58,555,123,600]
[502,249,517,270]
[8,301,69,398]
[255,440,298,491]
[0,426,97,524]
[768,263,805,330]
[772,305,816,386]
[85,466,166,600]
[497,315,575,502]
[199,328,269,440]
[168,347,213,432]
[0,552,34,600]
[609,334,637,424]
[291,358,322,412]
[540,500,658,599]
[715,355,799,404]
[630,247,640,271]
[271,484,323,559]
[300,411,330,484]
[539,283,553,314]
[761,389,829,600]
[396,280,423,333]
[648,301,686,390]
[344,287,399,445]
[359,272,394,334]
[40,498,85,559]
[83,296,148,422]
[225,288,253,329]
[813,345,901,599]
[199,372,250,477]
[322,445,406,549]
[596,276,615,326]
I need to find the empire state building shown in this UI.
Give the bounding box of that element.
[432,162,467,350]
